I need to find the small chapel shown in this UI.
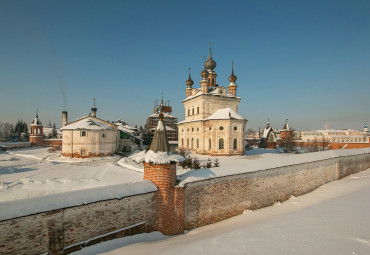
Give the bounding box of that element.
[177,45,247,156]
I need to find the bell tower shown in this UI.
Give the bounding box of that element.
[30,110,44,146]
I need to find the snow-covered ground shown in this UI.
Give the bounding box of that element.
[1,147,369,202]
[0,148,143,202]
[71,168,370,255]
[0,147,284,202]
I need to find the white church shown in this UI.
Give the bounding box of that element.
[177,46,247,156]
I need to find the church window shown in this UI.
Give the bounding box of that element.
[197,139,199,148]
[192,128,194,132]
[191,138,194,148]
[233,139,237,149]
[197,107,199,114]
[197,128,199,131]
[187,128,189,131]
[209,139,211,149]
[81,131,87,137]
[187,139,189,147]
[182,138,184,147]
[234,126,237,131]
[219,126,224,131]
[188,109,190,116]
[209,127,212,131]
[102,133,105,138]
[192,108,194,115]
[219,138,224,149]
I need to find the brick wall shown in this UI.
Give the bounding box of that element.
[143,162,184,235]
[0,192,157,255]
[43,139,62,147]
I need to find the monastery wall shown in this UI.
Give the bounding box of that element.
[1,149,369,254]
[183,152,370,229]
[0,189,157,255]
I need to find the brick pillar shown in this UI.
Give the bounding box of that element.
[143,162,184,235]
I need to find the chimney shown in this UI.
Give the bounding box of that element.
[62,111,68,127]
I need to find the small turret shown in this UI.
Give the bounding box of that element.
[228,61,238,96]
[185,67,194,98]
[91,98,97,117]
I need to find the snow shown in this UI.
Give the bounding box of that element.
[129,150,184,164]
[61,117,114,130]
[0,148,143,202]
[149,113,177,119]
[69,168,370,255]
[156,121,165,131]
[206,108,245,120]
[0,181,156,221]
[178,147,370,186]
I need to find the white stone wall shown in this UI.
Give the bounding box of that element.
[178,119,246,155]
[62,129,119,157]
[183,94,240,122]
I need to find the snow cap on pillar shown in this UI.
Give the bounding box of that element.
[150,99,170,154]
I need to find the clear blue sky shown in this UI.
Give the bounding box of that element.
[0,0,369,131]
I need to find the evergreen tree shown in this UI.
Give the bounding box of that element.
[51,123,58,138]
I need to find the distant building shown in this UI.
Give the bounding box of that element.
[177,46,247,156]
[61,100,142,158]
[259,120,277,149]
[145,99,178,143]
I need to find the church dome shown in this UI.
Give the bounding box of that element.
[228,62,237,83]
[186,68,194,87]
[200,68,209,79]
[205,57,216,70]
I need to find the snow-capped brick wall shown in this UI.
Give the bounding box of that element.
[0,183,158,255]
[183,152,370,230]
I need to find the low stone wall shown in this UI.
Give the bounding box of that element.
[183,152,370,229]
[0,142,31,149]
[0,190,157,255]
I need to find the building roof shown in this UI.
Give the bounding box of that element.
[60,116,115,131]
[31,115,42,126]
[206,108,245,120]
[149,112,177,119]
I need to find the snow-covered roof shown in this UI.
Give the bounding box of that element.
[206,108,245,120]
[151,126,175,131]
[149,113,177,119]
[61,117,114,131]
[130,150,184,164]
[43,127,62,135]
[30,116,42,126]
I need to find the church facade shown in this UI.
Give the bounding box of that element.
[178,47,247,156]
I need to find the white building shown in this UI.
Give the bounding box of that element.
[178,47,247,156]
[61,101,142,157]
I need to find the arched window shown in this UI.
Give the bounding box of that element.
[188,109,190,116]
[192,108,194,115]
[197,107,199,114]
[81,131,86,137]
[197,139,199,148]
[191,138,194,148]
[233,139,237,149]
[187,138,189,147]
[102,133,105,138]
[182,138,184,147]
[219,138,224,149]
[209,139,211,149]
